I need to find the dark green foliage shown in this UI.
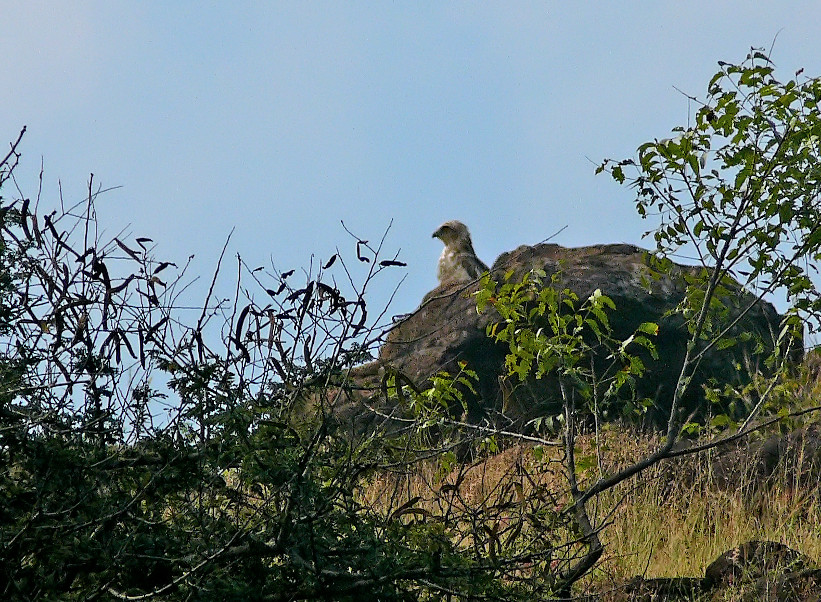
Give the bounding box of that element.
[0,129,568,600]
[600,48,821,344]
[476,268,658,428]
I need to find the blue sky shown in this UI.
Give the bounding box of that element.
[3,3,820,321]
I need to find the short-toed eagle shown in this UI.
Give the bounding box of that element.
[432,220,489,286]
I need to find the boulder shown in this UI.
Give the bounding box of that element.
[611,541,817,601]
[351,243,794,430]
[703,540,815,588]
[706,422,821,493]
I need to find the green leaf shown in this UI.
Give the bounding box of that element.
[710,414,735,429]
[687,152,700,175]
[778,203,793,223]
[637,322,659,336]
[715,337,737,350]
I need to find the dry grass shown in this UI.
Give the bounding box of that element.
[592,356,821,584]
[360,420,821,595]
[353,352,821,598]
[595,446,821,582]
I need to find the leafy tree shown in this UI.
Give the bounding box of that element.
[406,48,821,595]
[599,48,820,429]
[465,47,821,594]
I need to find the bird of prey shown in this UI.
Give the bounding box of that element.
[432,220,489,286]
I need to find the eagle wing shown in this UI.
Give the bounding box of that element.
[458,252,489,280]
[437,247,488,284]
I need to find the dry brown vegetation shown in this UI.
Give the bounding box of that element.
[360,363,821,598]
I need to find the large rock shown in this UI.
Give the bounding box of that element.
[707,422,821,494]
[616,541,817,601]
[352,243,794,430]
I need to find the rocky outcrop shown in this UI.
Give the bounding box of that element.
[614,541,818,601]
[703,540,814,587]
[707,422,821,493]
[351,243,794,430]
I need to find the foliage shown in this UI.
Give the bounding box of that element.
[599,48,821,435]
[3,47,821,601]
[476,268,658,427]
[600,48,821,344]
[455,47,821,595]
[0,128,572,600]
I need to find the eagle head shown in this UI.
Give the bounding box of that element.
[432,220,472,247]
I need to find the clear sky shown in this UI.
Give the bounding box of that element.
[3,3,820,322]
